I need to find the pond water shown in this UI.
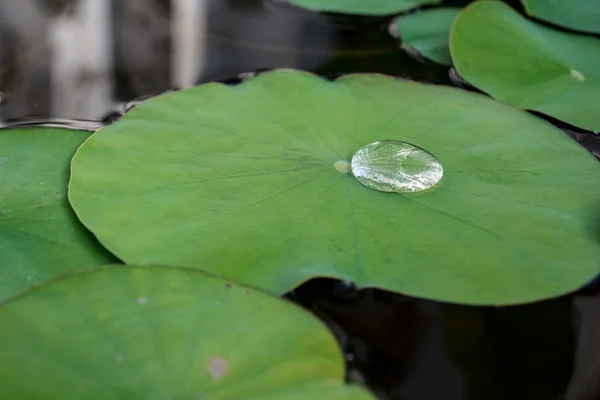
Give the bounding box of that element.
[1,1,599,399]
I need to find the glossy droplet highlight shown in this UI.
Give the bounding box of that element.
[351,140,443,193]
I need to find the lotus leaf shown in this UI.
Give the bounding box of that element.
[524,0,600,34]
[450,0,600,131]
[284,0,441,16]
[0,265,373,400]
[69,69,600,305]
[394,7,460,66]
[0,127,116,300]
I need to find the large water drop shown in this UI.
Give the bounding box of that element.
[351,140,443,193]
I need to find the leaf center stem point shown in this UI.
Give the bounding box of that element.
[333,160,352,175]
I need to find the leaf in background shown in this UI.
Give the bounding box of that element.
[450,0,600,131]
[394,7,461,66]
[0,127,117,300]
[68,70,600,305]
[284,0,441,16]
[523,0,600,34]
[0,265,374,400]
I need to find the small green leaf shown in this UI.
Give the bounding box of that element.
[394,7,461,66]
[524,0,600,34]
[284,0,441,16]
[69,70,600,305]
[0,265,374,399]
[0,128,116,300]
[450,0,600,131]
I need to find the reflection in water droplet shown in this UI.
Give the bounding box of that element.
[351,140,443,193]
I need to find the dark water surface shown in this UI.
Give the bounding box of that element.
[1,1,599,399]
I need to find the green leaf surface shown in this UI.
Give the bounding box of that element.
[394,7,461,65]
[0,128,116,300]
[69,70,600,305]
[450,0,600,131]
[284,0,441,16]
[524,0,600,34]
[0,265,373,400]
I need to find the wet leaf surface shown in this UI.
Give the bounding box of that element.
[68,70,600,305]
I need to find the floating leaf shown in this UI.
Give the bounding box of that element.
[450,0,600,131]
[523,0,600,34]
[283,0,441,16]
[69,70,600,305]
[0,265,373,399]
[394,7,461,65]
[0,128,116,300]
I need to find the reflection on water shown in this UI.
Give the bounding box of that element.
[1,1,599,399]
[289,278,600,400]
[0,0,450,121]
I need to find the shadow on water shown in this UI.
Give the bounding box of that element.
[287,276,600,400]
[0,1,599,399]
[195,0,451,85]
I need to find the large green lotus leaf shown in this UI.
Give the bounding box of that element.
[450,0,600,132]
[69,70,600,305]
[0,265,373,400]
[0,128,116,300]
[284,0,441,16]
[394,7,461,65]
[524,0,600,34]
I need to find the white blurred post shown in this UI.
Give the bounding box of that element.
[49,0,114,119]
[172,0,208,88]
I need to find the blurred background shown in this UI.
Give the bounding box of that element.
[0,0,456,123]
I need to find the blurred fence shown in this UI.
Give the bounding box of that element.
[0,0,207,121]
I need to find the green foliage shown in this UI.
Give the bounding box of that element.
[523,0,600,34]
[285,0,441,16]
[1,7,600,390]
[394,7,461,66]
[0,265,374,400]
[0,128,116,300]
[68,70,600,305]
[450,0,600,131]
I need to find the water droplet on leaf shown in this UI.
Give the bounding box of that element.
[351,140,443,193]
